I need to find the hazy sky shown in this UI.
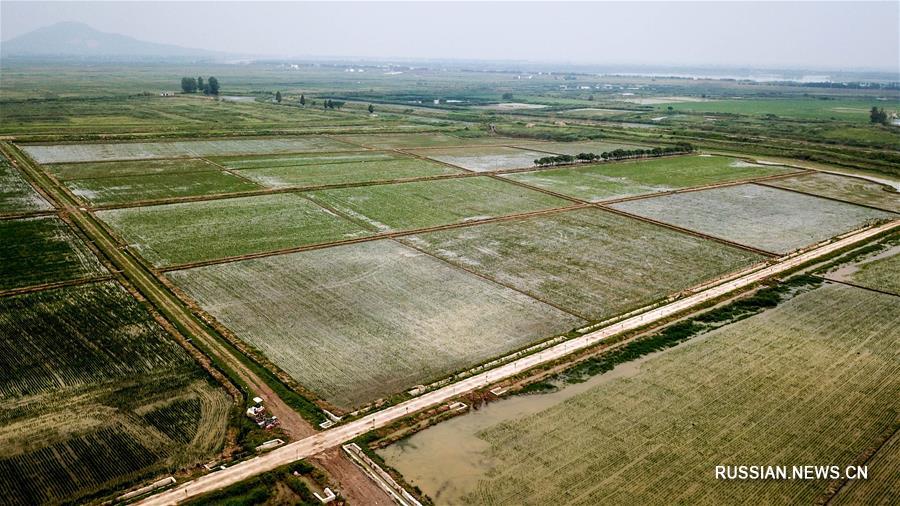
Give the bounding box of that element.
[2,1,898,71]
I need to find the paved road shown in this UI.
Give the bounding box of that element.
[137,219,898,505]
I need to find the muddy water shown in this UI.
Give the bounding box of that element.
[376,353,657,504]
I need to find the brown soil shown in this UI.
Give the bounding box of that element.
[313,448,394,505]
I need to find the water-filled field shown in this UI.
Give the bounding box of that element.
[335,133,508,149]
[306,176,570,232]
[169,240,583,409]
[0,155,50,213]
[611,184,892,253]
[228,154,462,189]
[97,193,369,266]
[22,136,357,163]
[503,155,794,202]
[405,208,763,319]
[45,158,216,180]
[510,140,650,156]
[414,145,549,172]
[767,172,900,212]
[66,170,261,206]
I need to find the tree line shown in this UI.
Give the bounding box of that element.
[180,76,220,95]
[289,95,374,113]
[870,107,890,125]
[533,143,694,167]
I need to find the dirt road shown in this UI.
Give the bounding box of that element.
[312,448,394,505]
[137,219,899,505]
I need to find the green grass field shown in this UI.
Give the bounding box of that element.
[820,126,900,147]
[209,151,391,169]
[413,145,549,171]
[658,97,898,120]
[406,208,762,319]
[767,172,899,212]
[21,136,358,163]
[381,283,900,505]
[611,184,892,254]
[0,281,231,505]
[169,240,582,409]
[849,250,900,295]
[96,193,369,266]
[503,155,794,202]
[0,155,51,214]
[45,158,217,180]
[0,216,106,291]
[66,170,261,206]
[228,155,463,189]
[0,94,409,137]
[306,176,570,232]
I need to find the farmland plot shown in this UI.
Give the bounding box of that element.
[21,136,356,163]
[0,155,50,213]
[97,193,369,266]
[826,242,900,295]
[66,170,261,206]
[169,240,583,409]
[474,103,548,110]
[306,177,570,232]
[210,151,393,170]
[381,283,900,505]
[658,97,895,120]
[0,282,193,397]
[45,158,216,181]
[851,251,900,294]
[0,282,230,505]
[228,155,462,189]
[413,146,549,172]
[0,386,230,506]
[336,132,506,149]
[0,94,402,136]
[503,155,794,202]
[831,428,900,505]
[611,184,892,254]
[0,216,106,291]
[558,108,628,118]
[510,140,651,156]
[766,172,900,212]
[406,208,762,319]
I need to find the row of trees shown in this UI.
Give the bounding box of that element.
[180,76,219,95]
[533,143,694,167]
[870,107,890,125]
[280,93,373,113]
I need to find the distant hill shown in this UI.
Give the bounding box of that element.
[0,22,222,59]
